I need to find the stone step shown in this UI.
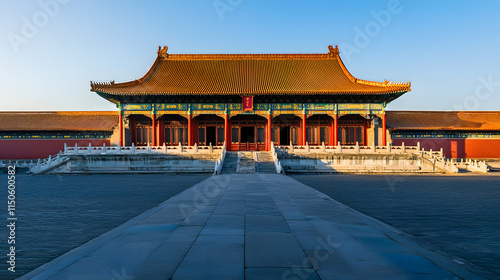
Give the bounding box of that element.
[237,152,256,174]
[220,152,238,174]
[254,152,277,174]
[255,152,274,162]
[221,152,279,174]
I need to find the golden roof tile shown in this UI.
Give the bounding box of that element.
[91,45,411,96]
[386,111,500,131]
[0,111,118,131]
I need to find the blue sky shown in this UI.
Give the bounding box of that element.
[1,0,499,111]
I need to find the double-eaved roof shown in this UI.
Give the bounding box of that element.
[91,45,410,102]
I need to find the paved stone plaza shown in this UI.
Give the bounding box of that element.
[20,174,486,280]
[0,174,209,280]
[293,174,500,278]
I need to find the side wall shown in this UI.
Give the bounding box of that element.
[464,139,500,159]
[392,138,500,159]
[0,139,110,160]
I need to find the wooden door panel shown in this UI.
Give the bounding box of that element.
[451,141,458,159]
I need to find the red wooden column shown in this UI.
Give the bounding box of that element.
[302,113,307,145]
[329,114,337,146]
[328,118,333,146]
[152,113,156,146]
[382,112,387,146]
[267,114,272,151]
[333,113,338,145]
[119,112,124,146]
[224,114,230,151]
[187,113,193,146]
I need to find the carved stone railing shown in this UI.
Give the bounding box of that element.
[276,142,475,174]
[28,142,224,175]
[280,141,432,155]
[213,142,227,175]
[421,151,459,173]
[62,142,223,155]
[29,151,70,175]
[456,158,490,173]
[270,142,285,175]
[0,160,34,168]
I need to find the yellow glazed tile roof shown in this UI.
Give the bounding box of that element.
[0,111,118,131]
[387,111,500,131]
[91,46,411,96]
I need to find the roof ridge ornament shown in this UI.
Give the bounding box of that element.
[158,46,168,59]
[328,45,339,58]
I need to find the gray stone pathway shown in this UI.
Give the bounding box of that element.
[20,174,484,280]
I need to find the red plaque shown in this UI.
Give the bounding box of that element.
[242,96,254,112]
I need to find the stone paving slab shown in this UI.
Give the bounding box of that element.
[20,174,484,279]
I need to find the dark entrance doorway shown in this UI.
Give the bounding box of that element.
[195,114,225,146]
[337,114,368,146]
[230,115,267,151]
[206,126,216,146]
[132,114,158,146]
[241,127,255,143]
[272,114,300,145]
[280,127,290,145]
[162,114,188,146]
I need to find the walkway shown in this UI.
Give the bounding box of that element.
[20,175,483,280]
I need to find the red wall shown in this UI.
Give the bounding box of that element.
[392,138,500,159]
[464,139,500,158]
[0,139,110,160]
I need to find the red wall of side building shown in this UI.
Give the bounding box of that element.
[464,139,500,159]
[0,139,110,160]
[392,138,500,159]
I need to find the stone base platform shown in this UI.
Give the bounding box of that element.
[20,175,485,279]
[279,153,442,174]
[51,154,219,174]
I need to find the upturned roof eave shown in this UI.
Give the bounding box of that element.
[92,89,410,96]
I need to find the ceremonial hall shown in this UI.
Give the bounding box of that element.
[2,46,499,160]
[90,45,411,151]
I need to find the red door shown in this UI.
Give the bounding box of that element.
[450,141,458,159]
